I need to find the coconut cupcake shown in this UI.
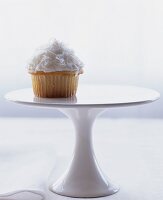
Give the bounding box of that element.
[28,39,84,98]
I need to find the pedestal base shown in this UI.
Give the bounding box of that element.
[50,178,119,198]
[49,108,119,198]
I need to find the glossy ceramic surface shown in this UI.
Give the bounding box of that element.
[5,85,160,198]
[5,85,159,108]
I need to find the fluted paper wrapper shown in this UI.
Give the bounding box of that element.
[30,71,79,98]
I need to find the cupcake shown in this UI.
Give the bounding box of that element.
[28,39,84,98]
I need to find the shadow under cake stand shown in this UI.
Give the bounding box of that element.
[5,85,160,198]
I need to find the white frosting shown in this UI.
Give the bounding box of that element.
[28,39,84,73]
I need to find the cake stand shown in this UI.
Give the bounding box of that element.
[5,85,160,198]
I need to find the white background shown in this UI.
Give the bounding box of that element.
[0,0,162,117]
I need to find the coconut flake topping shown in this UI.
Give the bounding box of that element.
[28,39,84,73]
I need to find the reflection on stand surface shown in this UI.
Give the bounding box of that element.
[33,95,77,104]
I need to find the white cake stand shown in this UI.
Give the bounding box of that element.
[5,85,160,198]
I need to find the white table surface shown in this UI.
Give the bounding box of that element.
[0,118,163,200]
[5,85,160,107]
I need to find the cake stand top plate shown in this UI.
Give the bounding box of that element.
[5,85,160,108]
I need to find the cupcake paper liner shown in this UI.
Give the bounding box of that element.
[30,71,79,98]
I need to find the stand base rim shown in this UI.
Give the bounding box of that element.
[49,186,119,198]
